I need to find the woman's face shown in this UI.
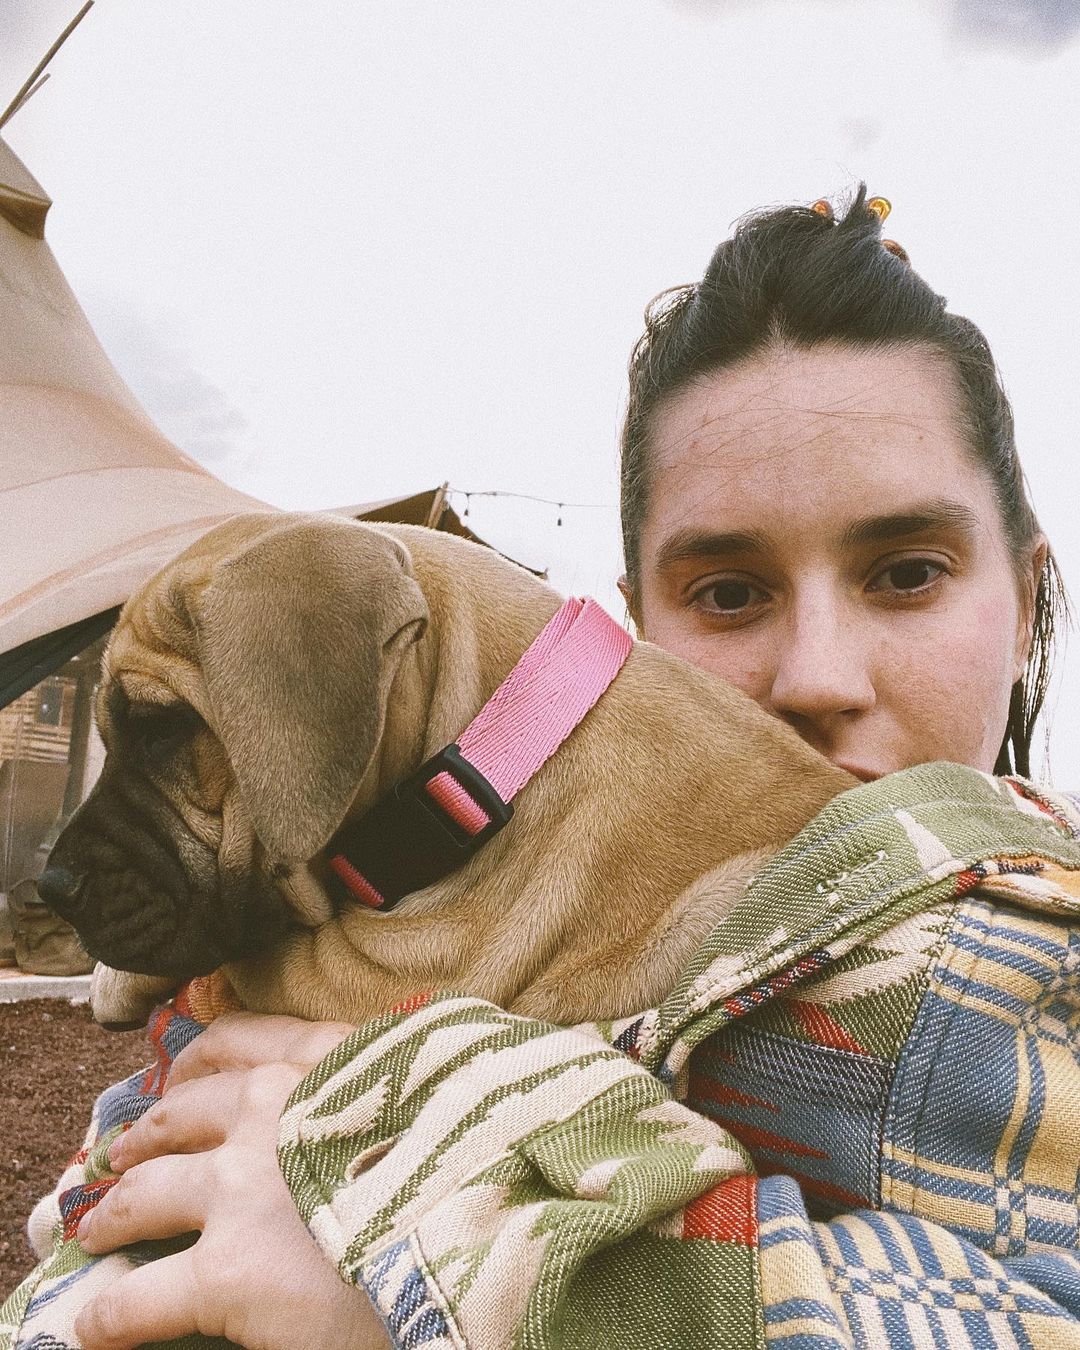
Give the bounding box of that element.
[629,343,1041,780]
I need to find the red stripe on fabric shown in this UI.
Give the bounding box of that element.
[722,987,769,1018]
[425,771,491,835]
[389,990,434,1016]
[710,1116,830,1162]
[328,853,386,908]
[786,1000,869,1056]
[62,1178,118,1241]
[683,1175,758,1246]
[755,1161,867,1212]
[688,1072,779,1114]
[142,1005,176,1095]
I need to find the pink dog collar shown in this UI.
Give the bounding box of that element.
[327,597,632,911]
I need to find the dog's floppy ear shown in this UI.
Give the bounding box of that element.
[194,516,428,860]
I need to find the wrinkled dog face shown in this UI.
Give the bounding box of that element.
[38,513,429,982]
[44,668,289,977]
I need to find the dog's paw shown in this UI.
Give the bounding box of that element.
[89,964,177,1029]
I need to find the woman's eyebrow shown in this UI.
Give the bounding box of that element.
[654,526,771,571]
[841,499,980,548]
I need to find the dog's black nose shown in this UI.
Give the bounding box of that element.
[36,864,84,915]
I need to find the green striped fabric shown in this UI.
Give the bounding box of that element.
[5,762,1080,1348]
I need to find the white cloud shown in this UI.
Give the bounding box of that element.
[660,0,1080,53]
[81,293,251,475]
[954,0,1080,51]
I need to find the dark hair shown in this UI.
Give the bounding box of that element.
[620,185,1067,777]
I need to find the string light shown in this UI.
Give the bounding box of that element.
[447,486,616,529]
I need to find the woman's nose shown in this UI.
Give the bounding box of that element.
[767,603,876,725]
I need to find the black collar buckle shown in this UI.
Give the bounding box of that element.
[326,743,513,911]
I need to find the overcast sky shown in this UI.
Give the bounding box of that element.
[4,0,1080,778]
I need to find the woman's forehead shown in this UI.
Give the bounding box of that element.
[645,343,996,539]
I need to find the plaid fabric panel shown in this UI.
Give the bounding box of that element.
[811,1207,1079,1347]
[882,895,1080,1260]
[683,901,956,1220]
[688,1026,893,1216]
[757,1177,1080,1348]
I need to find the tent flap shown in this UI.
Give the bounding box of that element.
[0,607,118,709]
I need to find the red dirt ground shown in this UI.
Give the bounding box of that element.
[0,998,151,1294]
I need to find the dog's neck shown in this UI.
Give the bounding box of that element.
[228,557,854,1026]
[376,555,566,794]
[403,640,854,1020]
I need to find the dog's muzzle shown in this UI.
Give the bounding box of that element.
[38,784,290,979]
[37,863,85,915]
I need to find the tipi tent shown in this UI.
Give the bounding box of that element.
[0,133,523,965]
[0,133,277,703]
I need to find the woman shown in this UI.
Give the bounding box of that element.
[616,190,1060,783]
[10,190,1080,1350]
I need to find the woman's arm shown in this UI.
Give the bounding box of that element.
[11,984,1078,1350]
[275,989,1080,1349]
[12,843,1080,1350]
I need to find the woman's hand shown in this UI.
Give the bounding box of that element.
[74,1012,390,1350]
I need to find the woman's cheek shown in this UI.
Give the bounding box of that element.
[683,631,775,707]
[877,605,1010,772]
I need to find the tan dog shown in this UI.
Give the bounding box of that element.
[41,512,853,1028]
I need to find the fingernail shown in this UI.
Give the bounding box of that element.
[76,1214,92,1241]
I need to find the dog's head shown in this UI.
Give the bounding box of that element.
[38,513,428,979]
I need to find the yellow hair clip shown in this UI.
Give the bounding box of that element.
[812,193,910,263]
[868,197,910,263]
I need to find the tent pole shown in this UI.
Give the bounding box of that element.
[426,482,449,529]
[61,661,95,817]
[0,1,95,133]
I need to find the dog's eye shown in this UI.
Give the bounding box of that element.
[129,705,205,759]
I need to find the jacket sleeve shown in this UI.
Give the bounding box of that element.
[277,990,1080,1350]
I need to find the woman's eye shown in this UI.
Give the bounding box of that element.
[693,578,766,615]
[869,558,945,594]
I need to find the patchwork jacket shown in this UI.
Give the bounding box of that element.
[3,762,1080,1349]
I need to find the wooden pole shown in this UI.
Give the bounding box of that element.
[0,1,95,133]
[425,482,450,529]
[61,664,95,817]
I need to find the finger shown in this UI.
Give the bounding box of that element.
[109,1073,237,1171]
[167,1011,272,1085]
[114,1062,306,1175]
[169,1011,353,1087]
[75,1248,210,1350]
[78,1154,207,1253]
